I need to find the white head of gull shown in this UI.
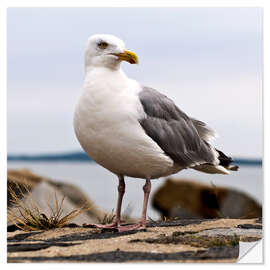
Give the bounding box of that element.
[74,34,238,232]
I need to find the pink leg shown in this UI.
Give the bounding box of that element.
[83,175,125,229]
[84,177,152,232]
[115,175,125,225]
[117,178,151,232]
[141,178,151,227]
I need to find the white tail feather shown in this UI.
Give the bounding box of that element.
[192,164,230,175]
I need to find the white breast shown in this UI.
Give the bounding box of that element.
[74,68,179,179]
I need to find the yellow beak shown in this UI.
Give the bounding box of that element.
[114,49,138,64]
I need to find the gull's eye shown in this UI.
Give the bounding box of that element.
[97,41,108,49]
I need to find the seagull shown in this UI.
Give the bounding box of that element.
[74,34,238,232]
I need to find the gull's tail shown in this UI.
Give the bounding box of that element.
[192,149,239,175]
[216,148,239,171]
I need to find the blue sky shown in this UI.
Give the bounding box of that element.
[7,7,262,158]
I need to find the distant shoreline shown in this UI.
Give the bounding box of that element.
[7,151,262,166]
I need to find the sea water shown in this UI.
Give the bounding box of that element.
[7,162,263,220]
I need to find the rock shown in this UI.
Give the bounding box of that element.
[8,169,115,226]
[152,178,262,219]
[7,218,262,263]
[47,180,108,222]
[196,228,262,240]
[7,169,45,206]
[237,224,262,230]
[9,181,93,225]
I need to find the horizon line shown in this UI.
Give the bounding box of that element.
[7,151,262,166]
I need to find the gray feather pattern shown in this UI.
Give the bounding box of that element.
[138,87,218,168]
[191,118,217,143]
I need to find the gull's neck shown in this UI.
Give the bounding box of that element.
[85,60,121,74]
[85,66,127,81]
[83,66,134,95]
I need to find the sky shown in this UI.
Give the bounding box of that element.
[7,7,262,158]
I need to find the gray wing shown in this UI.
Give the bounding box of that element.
[190,118,217,143]
[138,87,218,168]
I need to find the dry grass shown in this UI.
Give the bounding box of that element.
[98,209,116,225]
[8,182,90,231]
[97,203,134,225]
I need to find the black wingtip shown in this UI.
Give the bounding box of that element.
[215,148,239,170]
